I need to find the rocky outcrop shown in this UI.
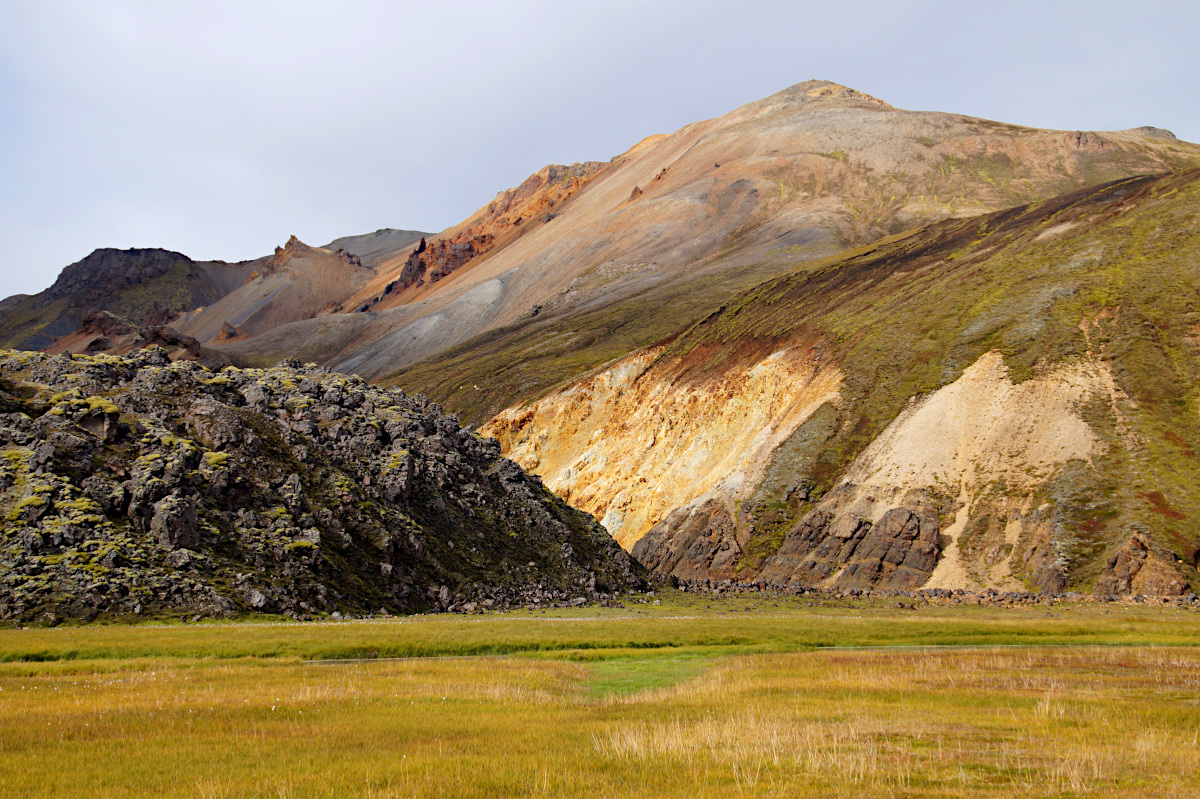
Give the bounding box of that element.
[1093,534,1187,597]
[631,498,742,581]
[213,321,249,344]
[44,310,231,369]
[394,233,494,292]
[76,310,135,339]
[0,349,644,623]
[765,507,941,591]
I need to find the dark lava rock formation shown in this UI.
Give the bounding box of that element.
[0,349,644,624]
[0,248,239,351]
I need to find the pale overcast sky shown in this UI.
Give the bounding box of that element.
[0,0,1196,297]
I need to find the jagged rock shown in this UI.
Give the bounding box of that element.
[187,398,256,452]
[150,494,199,549]
[77,405,120,443]
[1093,534,1187,597]
[833,508,940,590]
[244,587,270,610]
[214,321,248,343]
[165,550,193,569]
[77,310,135,338]
[240,383,267,409]
[81,475,125,514]
[632,498,741,580]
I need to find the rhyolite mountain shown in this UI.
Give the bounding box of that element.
[0,350,644,623]
[7,82,1196,389]
[199,81,1197,404]
[484,169,1200,596]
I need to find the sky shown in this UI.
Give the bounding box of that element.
[0,0,1197,298]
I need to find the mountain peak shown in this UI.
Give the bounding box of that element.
[774,79,894,109]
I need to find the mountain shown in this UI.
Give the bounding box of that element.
[320,228,427,270]
[483,168,1200,595]
[174,235,380,342]
[0,349,643,623]
[0,230,429,358]
[0,248,256,351]
[4,79,1199,602]
[209,80,1197,411]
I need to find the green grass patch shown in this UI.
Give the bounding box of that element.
[585,656,711,698]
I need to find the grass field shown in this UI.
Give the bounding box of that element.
[2,593,1199,797]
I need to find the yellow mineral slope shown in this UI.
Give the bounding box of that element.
[484,344,842,548]
[488,344,1122,594]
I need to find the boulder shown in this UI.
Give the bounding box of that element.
[1093,534,1187,597]
[150,494,199,550]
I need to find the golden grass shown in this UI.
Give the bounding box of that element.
[593,647,1200,796]
[2,601,1200,796]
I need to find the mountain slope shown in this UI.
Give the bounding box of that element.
[0,350,643,622]
[221,80,1199,401]
[484,168,1200,595]
[0,229,430,357]
[174,236,379,342]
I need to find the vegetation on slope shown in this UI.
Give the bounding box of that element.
[379,255,807,424]
[647,168,1200,589]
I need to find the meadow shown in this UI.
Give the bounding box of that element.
[2,592,1199,797]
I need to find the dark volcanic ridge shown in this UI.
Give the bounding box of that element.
[0,349,644,624]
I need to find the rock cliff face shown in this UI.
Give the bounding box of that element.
[1092,534,1188,597]
[0,350,643,623]
[485,169,1200,596]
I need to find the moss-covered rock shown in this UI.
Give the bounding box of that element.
[0,349,644,623]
